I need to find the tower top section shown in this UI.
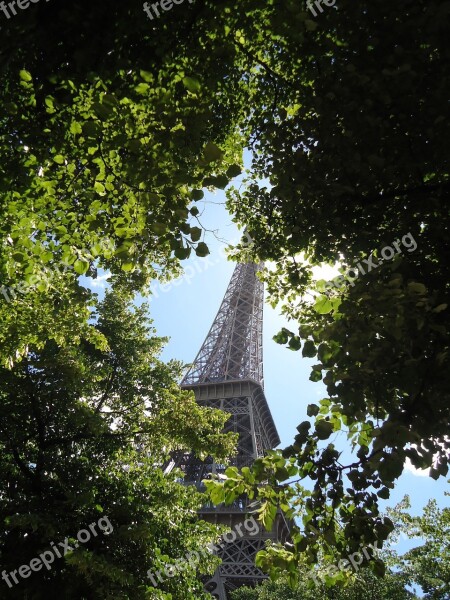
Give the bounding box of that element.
[182,262,264,387]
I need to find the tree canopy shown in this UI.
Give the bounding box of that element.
[0,0,249,366]
[207,0,450,579]
[231,494,450,599]
[0,289,236,598]
[388,495,450,600]
[1,0,449,593]
[231,569,415,600]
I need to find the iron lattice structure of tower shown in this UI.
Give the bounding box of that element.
[176,261,290,599]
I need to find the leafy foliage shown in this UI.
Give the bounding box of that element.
[206,0,450,580]
[231,569,415,600]
[0,0,248,366]
[231,495,450,600]
[0,289,236,599]
[388,495,450,600]
[1,0,449,589]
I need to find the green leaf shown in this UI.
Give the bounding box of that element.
[372,558,386,577]
[318,343,334,364]
[288,336,301,351]
[307,404,320,417]
[19,70,32,82]
[190,227,202,242]
[226,164,242,178]
[302,340,316,358]
[407,282,427,295]
[135,83,149,95]
[211,174,229,189]
[70,121,82,135]
[379,454,404,482]
[94,182,106,195]
[315,420,333,440]
[377,487,390,500]
[83,122,101,138]
[174,247,191,260]
[74,259,89,275]
[309,368,322,382]
[139,70,153,82]
[121,262,134,272]
[433,303,447,313]
[273,329,289,345]
[191,189,204,201]
[313,296,333,314]
[45,97,55,112]
[93,100,114,119]
[182,76,201,93]
[102,94,118,108]
[296,421,311,434]
[195,242,210,257]
[149,222,167,235]
[305,19,318,31]
[203,142,224,163]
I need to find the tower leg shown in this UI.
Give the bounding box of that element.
[204,571,228,599]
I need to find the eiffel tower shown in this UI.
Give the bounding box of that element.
[176,258,290,599]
